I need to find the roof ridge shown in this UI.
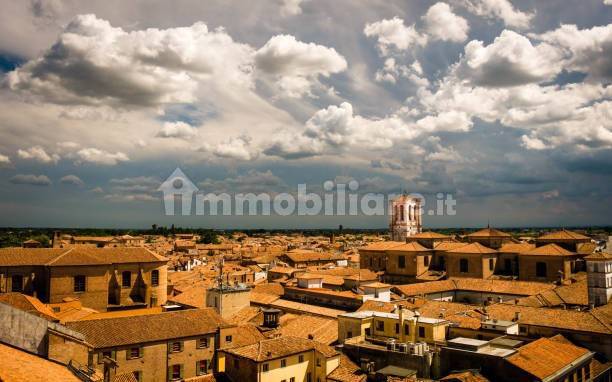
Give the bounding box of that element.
[45,248,74,265]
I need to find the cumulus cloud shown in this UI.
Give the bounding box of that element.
[74,148,129,165]
[461,0,534,29]
[6,14,255,107]
[0,154,12,167]
[211,135,258,161]
[254,34,347,97]
[375,58,429,86]
[156,121,198,139]
[456,30,561,87]
[532,24,612,81]
[423,2,470,42]
[10,174,52,186]
[60,174,84,186]
[17,146,60,164]
[364,17,427,55]
[280,0,307,16]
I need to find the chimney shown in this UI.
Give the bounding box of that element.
[52,231,61,248]
[308,334,314,340]
[513,311,521,321]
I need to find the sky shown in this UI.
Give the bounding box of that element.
[0,0,611,229]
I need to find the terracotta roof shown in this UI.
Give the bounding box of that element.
[269,298,348,318]
[227,306,263,325]
[362,282,391,289]
[223,336,337,362]
[297,273,325,280]
[167,285,207,308]
[521,243,575,257]
[250,292,281,305]
[576,242,597,255]
[506,335,591,380]
[327,354,367,382]
[394,278,554,298]
[440,370,490,382]
[585,251,612,261]
[0,247,167,267]
[408,231,451,239]
[252,283,284,296]
[434,242,470,252]
[268,266,299,275]
[66,308,228,348]
[359,241,405,251]
[486,304,611,334]
[537,229,590,241]
[386,241,430,252]
[285,251,345,263]
[112,373,138,382]
[0,293,59,321]
[223,323,266,349]
[445,242,497,254]
[498,243,535,253]
[466,228,511,238]
[0,343,81,382]
[275,314,338,345]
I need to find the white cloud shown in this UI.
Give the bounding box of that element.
[10,174,52,186]
[6,14,255,107]
[265,102,419,158]
[605,0,612,5]
[461,0,534,29]
[374,58,429,87]
[103,193,158,202]
[60,174,84,186]
[0,154,11,166]
[17,146,60,164]
[416,110,473,132]
[532,24,612,81]
[74,148,129,165]
[521,134,549,150]
[254,34,347,97]
[457,30,561,87]
[364,17,426,55]
[212,135,258,161]
[156,121,198,139]
[280,0,308,16]
[423,2,470,42]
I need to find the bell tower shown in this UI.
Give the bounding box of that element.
[389,194,422,241]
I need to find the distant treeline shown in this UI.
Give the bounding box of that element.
[0,225,609,248]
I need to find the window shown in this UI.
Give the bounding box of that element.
[404,324,410,335]
[133,371,142,382]
[74,275,86,292]
[122,271,131,287]
[98,351,115,364]
[170,341,183,353]
[536,262,547,278]
[346,331,352,339]
[11,275,23,292]
[395,323,400,334]
[418,326,425,338]
[489,258,494,271]
[398,255,406,269]
[170,364,182,381]
[298,355,304,363]
[225,335,232,343]
[198,337,209,348]
[281,359,287,368]
[316,358,321,367]
[424,256,429,266]
[128,347,142,359]
[234,359,239,369]
[290,378,295,382]
[151,270,159,286]
[262,363,269,372]
[307,372,312,382]
[197,360,209,375]
[376,321,384,331]
[459,258,469,273]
